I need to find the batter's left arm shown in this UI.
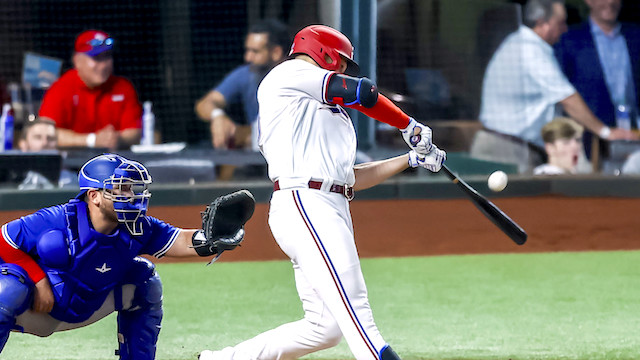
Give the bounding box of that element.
[326,74,435,155]
[353,148,447,190]
[325,73,410,129]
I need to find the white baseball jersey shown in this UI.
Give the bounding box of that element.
[202,59,390,360]
[257,59,357,189]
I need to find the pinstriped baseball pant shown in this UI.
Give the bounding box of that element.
[217,188,388,360]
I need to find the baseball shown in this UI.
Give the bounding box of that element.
[488,171,508,192]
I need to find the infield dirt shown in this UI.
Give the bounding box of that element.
[0,195,635,262]
[145,195,640,262]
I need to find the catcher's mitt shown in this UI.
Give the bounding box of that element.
[192,189,256,258]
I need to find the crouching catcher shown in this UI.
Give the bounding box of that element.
[0,153,255,359]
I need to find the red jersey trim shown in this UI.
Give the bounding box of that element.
[0,225,46,284]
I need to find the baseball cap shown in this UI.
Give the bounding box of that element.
[74,30,114,57]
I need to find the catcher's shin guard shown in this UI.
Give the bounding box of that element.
[0,264,33,352]
[116,258,163,360]
[380,345,401,360]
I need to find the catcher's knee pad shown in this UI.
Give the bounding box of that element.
[124,257,157,286]
[0,264,34,351]
[380,345,401,360]
[116,258,163,360]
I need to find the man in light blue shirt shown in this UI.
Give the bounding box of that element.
[479,23,575,146]
[472,0,635,173]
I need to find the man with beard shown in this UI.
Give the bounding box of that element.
[195,19,289,179]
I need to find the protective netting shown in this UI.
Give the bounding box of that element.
[0,0,318,146]
[1,0,639,186]
[1,0,624,146]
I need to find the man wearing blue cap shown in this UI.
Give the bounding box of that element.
[0,154,253,359]
[39,30,143,150]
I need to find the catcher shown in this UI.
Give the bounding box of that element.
[0,153,255,359]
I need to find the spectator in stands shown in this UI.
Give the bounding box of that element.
[195,19,289,149]
[17,118,57,152]
[534,117,584,175]
[471,0,636,174]
[17,118,76,188]
[39,30,142,151]
[194,19,289,179]
[555,0,640,157]
[621,150,640,174]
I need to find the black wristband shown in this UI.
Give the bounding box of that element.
[191,230,218,257]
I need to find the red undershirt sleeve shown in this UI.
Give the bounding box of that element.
[0,233,45,284]
[333,94,411,129]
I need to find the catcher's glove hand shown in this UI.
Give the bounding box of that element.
[192,189,256,258]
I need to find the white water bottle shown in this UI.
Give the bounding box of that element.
[615,103,631,131]
[8,82,23,123]
[142,101,155,146]
[0,104,14,151]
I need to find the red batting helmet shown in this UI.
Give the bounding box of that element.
[289,25,360,76]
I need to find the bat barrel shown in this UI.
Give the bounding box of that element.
[441,165,527,245]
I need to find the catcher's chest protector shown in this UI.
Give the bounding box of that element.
[44,200,147,323]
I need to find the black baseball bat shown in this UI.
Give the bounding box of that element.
[441,165,527,245]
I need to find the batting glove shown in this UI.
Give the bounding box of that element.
[401,118,433,155]
[408,147,446,172]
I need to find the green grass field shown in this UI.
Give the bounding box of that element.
[2,250,639,360]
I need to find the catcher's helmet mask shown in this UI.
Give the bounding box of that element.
[76,154,152,236]
[289,25,360,76]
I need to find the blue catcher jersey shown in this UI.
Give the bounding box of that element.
[0,199,179,323]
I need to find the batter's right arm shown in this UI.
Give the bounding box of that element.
[353,153,411,191]
[354,146,446,190]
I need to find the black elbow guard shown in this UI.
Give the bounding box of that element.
[326,74,379,108]
[358,77,378,108]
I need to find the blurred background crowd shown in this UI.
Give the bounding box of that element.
[0,0,639,189]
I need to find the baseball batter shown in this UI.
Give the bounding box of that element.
[200,25,445,360]
[0,154,252,359]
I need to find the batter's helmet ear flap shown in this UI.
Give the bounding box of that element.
[343,56,359,77]
[289,25,360,76]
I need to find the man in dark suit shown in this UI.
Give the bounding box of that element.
[555,0,640,156]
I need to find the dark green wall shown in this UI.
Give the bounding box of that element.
[1,175,638,211]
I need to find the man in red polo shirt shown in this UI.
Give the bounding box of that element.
[39,30,142,150]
